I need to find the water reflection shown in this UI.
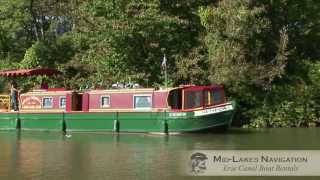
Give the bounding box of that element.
[0,128,320,180]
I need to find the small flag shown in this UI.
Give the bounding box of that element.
[161,54,167,70]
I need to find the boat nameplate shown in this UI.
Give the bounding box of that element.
[194,104,233,117]
[168,112,187,118]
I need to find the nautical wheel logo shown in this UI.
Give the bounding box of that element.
[189,152,208,175]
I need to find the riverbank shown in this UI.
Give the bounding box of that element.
[242,122,320,128]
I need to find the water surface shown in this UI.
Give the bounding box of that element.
[0,128,320,180]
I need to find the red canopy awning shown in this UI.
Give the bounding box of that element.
[0,68,61,77]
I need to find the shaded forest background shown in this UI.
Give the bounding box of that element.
[1,0,320,127]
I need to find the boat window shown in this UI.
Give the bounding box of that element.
[212,90,222,104]
[59,96,66,108]
[184,91,203,109]
[101,96,110,108]
[42,97,53,108]
[134,95,152,109]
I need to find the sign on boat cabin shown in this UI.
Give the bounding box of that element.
[18,85,226,112]
[20,89,72,112]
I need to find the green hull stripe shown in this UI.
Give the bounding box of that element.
[0,101,235,132]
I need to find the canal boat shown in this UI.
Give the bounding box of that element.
[0,69,235,133]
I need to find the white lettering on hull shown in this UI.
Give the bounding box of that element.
[194,104,233,117]
[169,112,187,118]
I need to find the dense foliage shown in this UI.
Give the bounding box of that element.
[1,0,319,127]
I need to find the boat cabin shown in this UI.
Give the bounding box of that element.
[15,85,226,112]
[82,88,168,112]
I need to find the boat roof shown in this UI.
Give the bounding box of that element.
[181,84,224,91]
[87,85,223,94]
[20,85,224,96]
[87,88,172,94]
[21,89,73,96]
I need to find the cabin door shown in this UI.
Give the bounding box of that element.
[72,93,83,111]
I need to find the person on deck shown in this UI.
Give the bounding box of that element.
[40,80,49,89]
[10,81,19,111]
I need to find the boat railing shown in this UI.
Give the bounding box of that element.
[0,95,10,112]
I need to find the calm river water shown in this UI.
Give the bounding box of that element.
[0,128,320,180]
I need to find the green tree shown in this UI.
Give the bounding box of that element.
[0,0,33,66]
[199,0,290,125]
[65,0,211,88]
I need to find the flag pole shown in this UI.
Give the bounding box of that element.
[165,61,167,90]
[162,54,168,90]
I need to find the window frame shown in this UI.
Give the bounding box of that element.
[42,96,53,109]
[212,90,223,105]
[204,89,224,107]
[100,95,111,108]
[59,96,66,109]
[133,94,152,110]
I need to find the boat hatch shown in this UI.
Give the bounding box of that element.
[168,88,183,110]
[183,86,225,110]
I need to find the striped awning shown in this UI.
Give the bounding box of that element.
[0,68,61,77]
